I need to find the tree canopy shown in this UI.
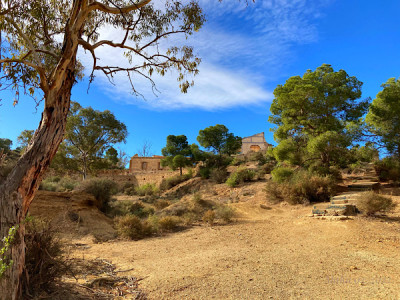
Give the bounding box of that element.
[53,102,128,178]
[269,64,369,170]
[366,78,400,158]
[161,134,191,175]
[197,124,242,156]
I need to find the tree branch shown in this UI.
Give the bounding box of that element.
[87,0,152,14]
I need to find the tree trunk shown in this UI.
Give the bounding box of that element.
[0,70,74,300]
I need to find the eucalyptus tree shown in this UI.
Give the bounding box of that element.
[0,0,205,297]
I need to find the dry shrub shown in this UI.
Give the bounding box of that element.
[266,171,336,204]
[159,174,191,191]
[79,178,118,212]
[210,168,228,183]
[215,206,235,223]
[154,199,171,210]
[23,218,66,297]
[129,202,154,218]
[357,192,397,216]
[115,215,153,240]
[202,210,216,225]
[158,216,182,232]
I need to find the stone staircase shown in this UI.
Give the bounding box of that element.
[312,163,380,216]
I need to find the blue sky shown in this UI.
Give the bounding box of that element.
[1,0,400,156]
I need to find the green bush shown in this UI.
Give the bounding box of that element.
[122,182,137,195]
[79,178,118,212]
[57,177,78,191]
[271,167,294,183]
[215,206,235,223]
[115,215,154,240]
[357,192,397,216]
[210,168,228,183]
[226,168,255,187]
[198,167,211,179]
[230,156,245,166]
[374,158,400,182]
[135,183,159,196]
[39,181,58,192]
[159,174,191,190]
[266,170,336,204]
[129,202,154,218]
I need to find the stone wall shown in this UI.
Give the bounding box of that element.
[241,132,272,154]
[129,155,166,172]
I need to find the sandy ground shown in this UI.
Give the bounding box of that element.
[68,197,400,300]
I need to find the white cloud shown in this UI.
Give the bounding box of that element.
[78,0,331,110]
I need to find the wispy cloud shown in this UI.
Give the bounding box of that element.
[78,0,331,110]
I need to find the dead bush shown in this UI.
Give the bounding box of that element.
[210,168,228,183]
[23,218,66,298]
[115,215,153,240]
[202,210,216,225]
[159,174,191,191]
[357,192,397,216]
[158,216,182,232]
[215,206,235,223]
[129,202,154,218]
[154,199,171,210]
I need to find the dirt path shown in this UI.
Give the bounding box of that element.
[72,199,400,300]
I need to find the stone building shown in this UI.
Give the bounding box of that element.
[129,154,166,172]
[241,132,272,154]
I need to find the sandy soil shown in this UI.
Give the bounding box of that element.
[68,196,400,300]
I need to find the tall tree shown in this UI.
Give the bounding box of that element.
[0,1,205,297]
[60,102,127,179]
[366,78,400,158]
[161,135,191,175]
[17,130,34,149]
[197,124,242,156]
[269,64,369,169]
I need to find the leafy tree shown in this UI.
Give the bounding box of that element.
[366,78,400,158]
[269,64,369,169]
[161,135,191,175]
[17,130,34,150]
[0,0,213,295]
[0,139,13,154]
[55,102,128,179]
[197,124,242,156]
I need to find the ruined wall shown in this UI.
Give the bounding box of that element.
[241,132,272,154]
[129,155,166,172]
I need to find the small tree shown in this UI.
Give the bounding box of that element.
[161,135,191,175]
[197,124,241,156]
[17,130,34,149]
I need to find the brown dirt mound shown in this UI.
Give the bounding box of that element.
[30,191,117,242]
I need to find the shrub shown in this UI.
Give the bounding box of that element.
[135,183,159,196]
[357,192,397,216]
[58,177,78,191]
[260,162,276,174]
[23,218,65,297]
[230,156,245,166]
[159,174,191,191]
[129,202,154,218]
[198,167,211,179]
[154,199,171,210]
[202,210,216,225]
[39,180,58,192]
[226,167,255,187]
[374,158,400,182]
[79,178,118,212]
[192,192,203,204]
[122,182,137,195]
[266,170,336,204]
[115,215,153,240]
[215,206,235,223]
[210,168,228,183]
[271,167,294,183]
[158,216,182,232]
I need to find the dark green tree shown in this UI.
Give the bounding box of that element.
[269,64,369,170]
[197,124,242,156]
[55,102,128,179]
[366,78,400,158]
[161,135,191,175]
[0,139,13,154]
